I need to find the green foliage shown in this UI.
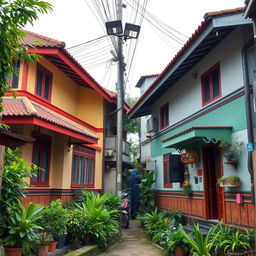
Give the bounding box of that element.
[66,208,87,243]
[180,223,221,256]
[0,0,52,112]
[160,225,190,254]
[138,208,170,238]
[4,202,43,249]
[0,148,37,239]
[39,199,68,236]
[75,193,120,248]
[217,175,240,184]
[124,96,140,135]
[138,172,156,214]
[220,230,251,253]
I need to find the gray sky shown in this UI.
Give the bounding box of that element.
[26,0,245,97]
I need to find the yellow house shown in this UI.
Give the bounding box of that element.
[1,31,123,205]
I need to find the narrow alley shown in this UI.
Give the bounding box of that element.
[100,221,163,256]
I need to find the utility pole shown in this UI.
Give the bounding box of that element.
[116,0,124,197]
[105,0,140,197]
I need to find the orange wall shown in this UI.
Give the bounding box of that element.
[26,57,105,129]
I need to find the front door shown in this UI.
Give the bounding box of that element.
[203,144,224,220]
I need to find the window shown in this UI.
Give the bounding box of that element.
[160,103,169,130]
[31,135,51,186]
[163,154,184,188]
[35,64,52,100]
[72,146,95,187]
[201,63,221,105]
[9,61,20,89]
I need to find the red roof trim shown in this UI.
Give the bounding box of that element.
[28,47,115,103]
[1,117,97,144]
[128,7,244,116]
[5,90,102,132]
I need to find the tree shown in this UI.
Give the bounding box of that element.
[0,0,52,208]
[0,0,52,112]
[124,95,141,135]
[124,95,141,161]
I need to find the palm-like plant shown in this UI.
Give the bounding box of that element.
[4,202,43,249]
[180,223,221,256]
[220,230,251,254]
[76,193,120,248]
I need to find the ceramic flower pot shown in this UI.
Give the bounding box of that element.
[36,245,49,256]
[48,241,57,252]
[4,247,22,256]
[225,251,248,256]
[175,247,186,256]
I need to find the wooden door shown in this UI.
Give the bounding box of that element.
[203,144,224,220]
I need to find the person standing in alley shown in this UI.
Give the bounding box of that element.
[128,169,141,219]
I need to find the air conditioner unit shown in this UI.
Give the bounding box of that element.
[146,117,155,133]
[105,149,114,156]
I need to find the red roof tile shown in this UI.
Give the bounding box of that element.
[1,97,98,140]
[22,30,65,48]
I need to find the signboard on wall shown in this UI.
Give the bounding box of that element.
[146,160,156,171]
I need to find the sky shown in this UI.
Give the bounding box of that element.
[25,0,245,97]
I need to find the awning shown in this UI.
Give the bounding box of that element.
[1,97,98,145]
[0,127,35,147]
[162,126,232,150]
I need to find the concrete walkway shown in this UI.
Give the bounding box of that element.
[100,220,164,256]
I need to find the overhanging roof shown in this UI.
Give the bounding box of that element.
[162,126,232,150]
[128,8,251,119]
[0,127,35,147]
[22,31,130,112]
[1,97,98,144]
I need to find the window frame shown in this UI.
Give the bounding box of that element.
[30,134,51,187]
[34,63,52,101]
[163,153,172,188]
[9,61,20,89]
[71,146,95,188]
[160,102,169,130]
[201,62,221,106]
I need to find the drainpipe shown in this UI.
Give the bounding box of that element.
[242,39,255,204]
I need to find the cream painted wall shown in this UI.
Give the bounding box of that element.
[77,86,104,129]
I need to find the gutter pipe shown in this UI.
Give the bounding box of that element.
[242,39,255,204]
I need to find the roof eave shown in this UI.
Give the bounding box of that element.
[244,0,256,18]
[128,12,252,119]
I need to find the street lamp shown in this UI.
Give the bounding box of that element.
[105,18,140,196]
[105,21,140,39]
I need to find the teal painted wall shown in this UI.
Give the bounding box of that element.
[151,96,246,158]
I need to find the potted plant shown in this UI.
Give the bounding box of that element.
[3,203,43,256]
[220,230,251,255]
[40,199,68,249]
[180,223,221,256]
[36,233,51,256]
[163,226,189,256]
[182,180,192,196]
[219,140,244,164]
[217,176,240,187]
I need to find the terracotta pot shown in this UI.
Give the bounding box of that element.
[82,234,93,245]
[48,241,57,252]
[175,247,186,256]
[225,251,248,256]
[36,245,49,256]
[4,247,22,256]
